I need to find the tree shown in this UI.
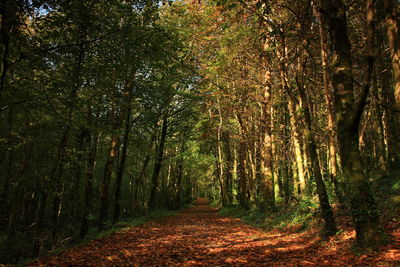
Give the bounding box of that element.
[319,0,380,248]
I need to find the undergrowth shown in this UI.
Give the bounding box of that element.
[78,209,177,245]
[219,197,319,232]
[219,171,400,242]
[4,209,176,266]
[373,172,400,226]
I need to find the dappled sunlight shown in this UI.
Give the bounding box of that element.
[28,199,400,266]
[341,230,356,240]
[383,249,400,260]
[215,217,239,223]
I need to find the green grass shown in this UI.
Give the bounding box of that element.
[11,209,176,266]
[72,209,176,247]
[219,197,319,232]
[219,172,400,243]
[113,209,176,229]
[374,172,400,225]
[209,199,221,208]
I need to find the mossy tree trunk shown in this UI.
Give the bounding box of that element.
[320,0,381,249]
[313,2,344,203]
[296,57,337,236]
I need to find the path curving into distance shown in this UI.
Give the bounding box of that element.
[28,198,399,266]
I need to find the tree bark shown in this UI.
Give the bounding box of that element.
[313,2,344,203]
[174,152,184,210]
[149,114,168,210]
[296,64,337,236]
[80,129,99,237]
[236,113,250,210]
[372,68,388,172]
[287,95,305,195]
[113,107,132,222]
[223,131,234,205]
[73,128,89,227]
[374,13,400,171]
[51,36,86,230]
[277,34,306,194]
[0,0,18,96]
[135,154,150,212]
[216,100,229,206]
[320,0,380,249]
[98,132,119,229]
[384,0,400,111]
[259,47,275,211]
[383,0,400,169]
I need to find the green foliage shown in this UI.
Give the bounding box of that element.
[220,197,319,232]
[373,172,400,225]
[0,0,204,263]
[94,210,177,238]
[2,0,400,260]
[0,232,35,264]
[393,180,400,191]
[13,210,176,266]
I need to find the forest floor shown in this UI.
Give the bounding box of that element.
[27,198,400,266]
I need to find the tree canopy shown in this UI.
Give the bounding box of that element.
[0,0,399,263]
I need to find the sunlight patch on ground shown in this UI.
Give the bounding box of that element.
[341,230,356,241]
[27,201,400,266]
[382,249,400,260]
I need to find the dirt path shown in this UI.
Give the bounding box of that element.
[28,198,399,266]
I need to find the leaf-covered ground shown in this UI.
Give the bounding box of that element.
[28,199,399,266]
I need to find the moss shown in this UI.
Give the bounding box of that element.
[219,197,319,232]
[14,210,176,266]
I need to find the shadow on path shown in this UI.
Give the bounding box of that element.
[28,198,400,266]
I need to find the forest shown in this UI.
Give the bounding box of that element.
[0,0,399,265]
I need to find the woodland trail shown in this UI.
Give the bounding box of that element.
[28,198,399,267]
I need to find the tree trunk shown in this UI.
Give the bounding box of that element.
[0,107,13,230]
[320,0,380,249]
[374,14,400,171]
[287,95,305,195]
[73,128,89,227]
[174,149,184,210]
[223,131,234,205]
[313,2,344,203]
[259,50,275,211]
[80,130,99,237]
[98,133,119,229]
[383,0,400,170]
[113,108,132,222]
[372,68,388,172]
[216,100,228,206]
[384,0,400,111]
[8,140,32,233]
[296,65,337,236]
[133,154,150,213]
[236,113,250,209]
[51,39,85,230]
[277,35,306,194]
[149,114,168,210]
[0,0,18,95]
[238,140,249,210]
[246,140,257,205]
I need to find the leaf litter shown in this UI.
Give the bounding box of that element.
[27,198,400,266]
